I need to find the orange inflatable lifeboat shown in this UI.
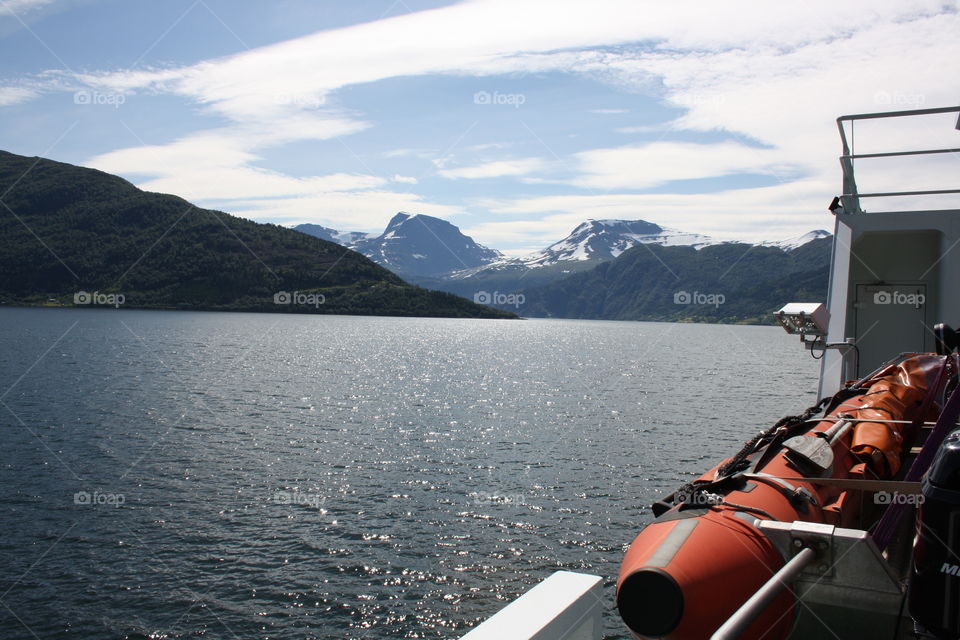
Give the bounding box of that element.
[616,354,949,640]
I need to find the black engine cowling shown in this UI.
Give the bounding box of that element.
[910,429,960,638]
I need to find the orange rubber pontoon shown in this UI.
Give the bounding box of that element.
[616,355,947,640]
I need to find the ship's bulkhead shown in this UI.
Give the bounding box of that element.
[846,229,941,375]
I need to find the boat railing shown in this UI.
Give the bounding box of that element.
[836,105,960,214]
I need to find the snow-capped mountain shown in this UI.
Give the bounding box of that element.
[335,230,377,245]
[295,213,502,278]
[296,215,831,284]
[293,223,375,246]
[515,220,830,267]
[519,219,718,267]
[449,219,723,279]
[761,229,832,251]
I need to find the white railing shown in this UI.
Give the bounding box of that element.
[460,571,604,640]
[835,105,960,214]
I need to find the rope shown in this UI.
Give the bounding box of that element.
[715,396,831,478]
[666,365,911,511]
[665,355,958,536]
[667,398,833,511]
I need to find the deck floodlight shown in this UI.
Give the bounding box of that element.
[775,303,829,337]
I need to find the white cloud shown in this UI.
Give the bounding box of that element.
[19,0,955,250]
[573,141,800,190]
[83,1,950,131]
[615,125,662,134]
[87,128,394,223]
[86,112,374,224]
[0,86,38,106]
[476,177,838,242]
[90,132,258,175]
[232,192,463,232]
[466,142,512,152]
[463,216,587,250]
[381,148,423,158]
[138,168,386,202]
[391,174,418,184]
[0,0,53,16]
[439,157,545,179]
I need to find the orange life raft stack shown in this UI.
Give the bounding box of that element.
[616,354,954,640]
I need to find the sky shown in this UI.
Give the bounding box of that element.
[1,0,958,256]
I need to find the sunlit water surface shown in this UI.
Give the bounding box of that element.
[0,308,819,639]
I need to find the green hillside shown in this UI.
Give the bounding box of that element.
[0,150,515,318]
[519,239,831,324]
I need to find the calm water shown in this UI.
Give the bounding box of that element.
[0,308,819,639]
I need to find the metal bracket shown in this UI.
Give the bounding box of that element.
[754,520,904,639]
[786,521,835,577]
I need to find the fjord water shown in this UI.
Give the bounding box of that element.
[0,308,819,639]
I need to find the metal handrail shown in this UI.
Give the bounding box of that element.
[844,188,960,199]
[709,547,818,640]
[834,105,960,214]
[841,147,960,160]
[838,105,960,122]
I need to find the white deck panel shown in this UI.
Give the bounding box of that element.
[459,571,604,640]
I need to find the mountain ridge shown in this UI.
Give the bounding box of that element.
[518,237,833,324]
[298,215,830,279]
[297,212,502,279]
[294,215,832,323]
[0,150,515,318]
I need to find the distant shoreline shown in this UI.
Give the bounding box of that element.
[0,300,522,319]
[0,302,788,326]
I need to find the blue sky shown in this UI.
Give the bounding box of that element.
[1,0,958,255]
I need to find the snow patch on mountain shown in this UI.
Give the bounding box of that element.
[296,216,832,282]
[334,230,375,245]
[473,219,722,275]
[761,229,832,251]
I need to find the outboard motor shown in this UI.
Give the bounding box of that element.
[910,429,960,638]
[934,323,959,356]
